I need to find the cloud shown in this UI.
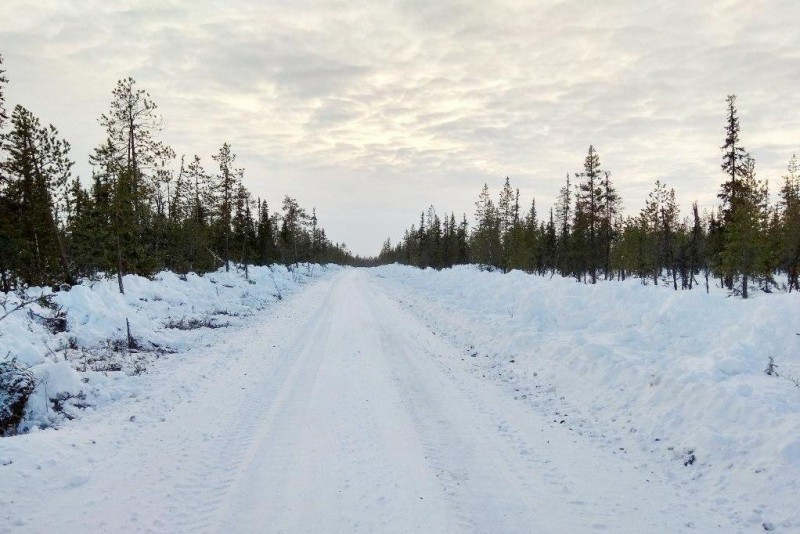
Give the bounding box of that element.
[1,0,799,254]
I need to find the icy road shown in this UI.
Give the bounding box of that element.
[2,270,744,532]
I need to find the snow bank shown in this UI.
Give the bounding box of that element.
[374,264,800,528]
[0,264,337,433]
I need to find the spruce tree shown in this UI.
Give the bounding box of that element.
[498,177,515,236]
[599,170,621,279]
[0,55,8,290]
[686,202,707,290]
[554,174,572,275]
[641,180,678,285]
[720,157,768,298]
[542,208,558,275]
[458,214,470,264]
[232,182,256,275]
[1,106,74,287]
[65,177,95,279]
[256,199,278,265]
[778,155,800,291]
[719,95,748,219]
[0,54,7,131]
[717,95,752,290]
[472,184,501,269]
[574,146,603,283]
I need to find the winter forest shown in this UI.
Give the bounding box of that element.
[2,4,800,528]
[380,97,800,299]
[0,55,354,295]
[2,52,799,299]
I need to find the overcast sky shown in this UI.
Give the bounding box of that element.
[2,1,799,255]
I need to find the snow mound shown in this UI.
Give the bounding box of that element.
[374,264,800,528]
[0,264,337,433]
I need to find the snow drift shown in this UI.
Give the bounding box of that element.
[0,264,336,434]
[374,264,800,529]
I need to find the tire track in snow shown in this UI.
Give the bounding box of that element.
[363,272,737,533]
[204,278,338,532]
[147,269,741,533]
[150,278,337,533]
[211,271,462,533]
[365,280,546,533]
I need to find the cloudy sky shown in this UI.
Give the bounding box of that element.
[2,0,799,255]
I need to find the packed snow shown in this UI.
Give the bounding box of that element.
[0,264,333,433]
[373,265,800,531]
[0,264,798,532]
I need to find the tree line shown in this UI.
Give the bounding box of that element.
[379,95,800,298]
[0,55,356,293]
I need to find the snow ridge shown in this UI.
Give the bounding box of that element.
[374,264,800,530]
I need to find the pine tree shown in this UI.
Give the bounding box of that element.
[99,78,170,219]
[212,142,241,272]
[95,78,172,291]
[89,138,131,292]
[279,195,307,267]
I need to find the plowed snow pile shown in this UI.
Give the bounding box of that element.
[374,264,800,530]
[0,264,334,433]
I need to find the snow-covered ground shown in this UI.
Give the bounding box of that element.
[373,265,800,531]
[1,265,798,532]
[0,264,333,432]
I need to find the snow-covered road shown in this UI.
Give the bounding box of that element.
[2,270,747,532]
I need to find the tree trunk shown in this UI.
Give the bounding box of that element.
[116,234,125,295]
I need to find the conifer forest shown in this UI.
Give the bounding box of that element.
[0,55,354,294]
[3,52,798,299]
[380,96,800,298]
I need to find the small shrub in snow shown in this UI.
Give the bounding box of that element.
[51,391,90,421]
[765,356,778,376]
[764,356,800,389]
[27,306,68,334]
[0,359,36,436]
[784,372,800,389]
[0,291,52,323]
[164,317,229,330]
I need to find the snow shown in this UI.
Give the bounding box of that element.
[0,264,335,432]
[0,264,798,532]
[373,264,800,530]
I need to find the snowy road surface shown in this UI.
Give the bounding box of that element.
[2,270,744,532]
